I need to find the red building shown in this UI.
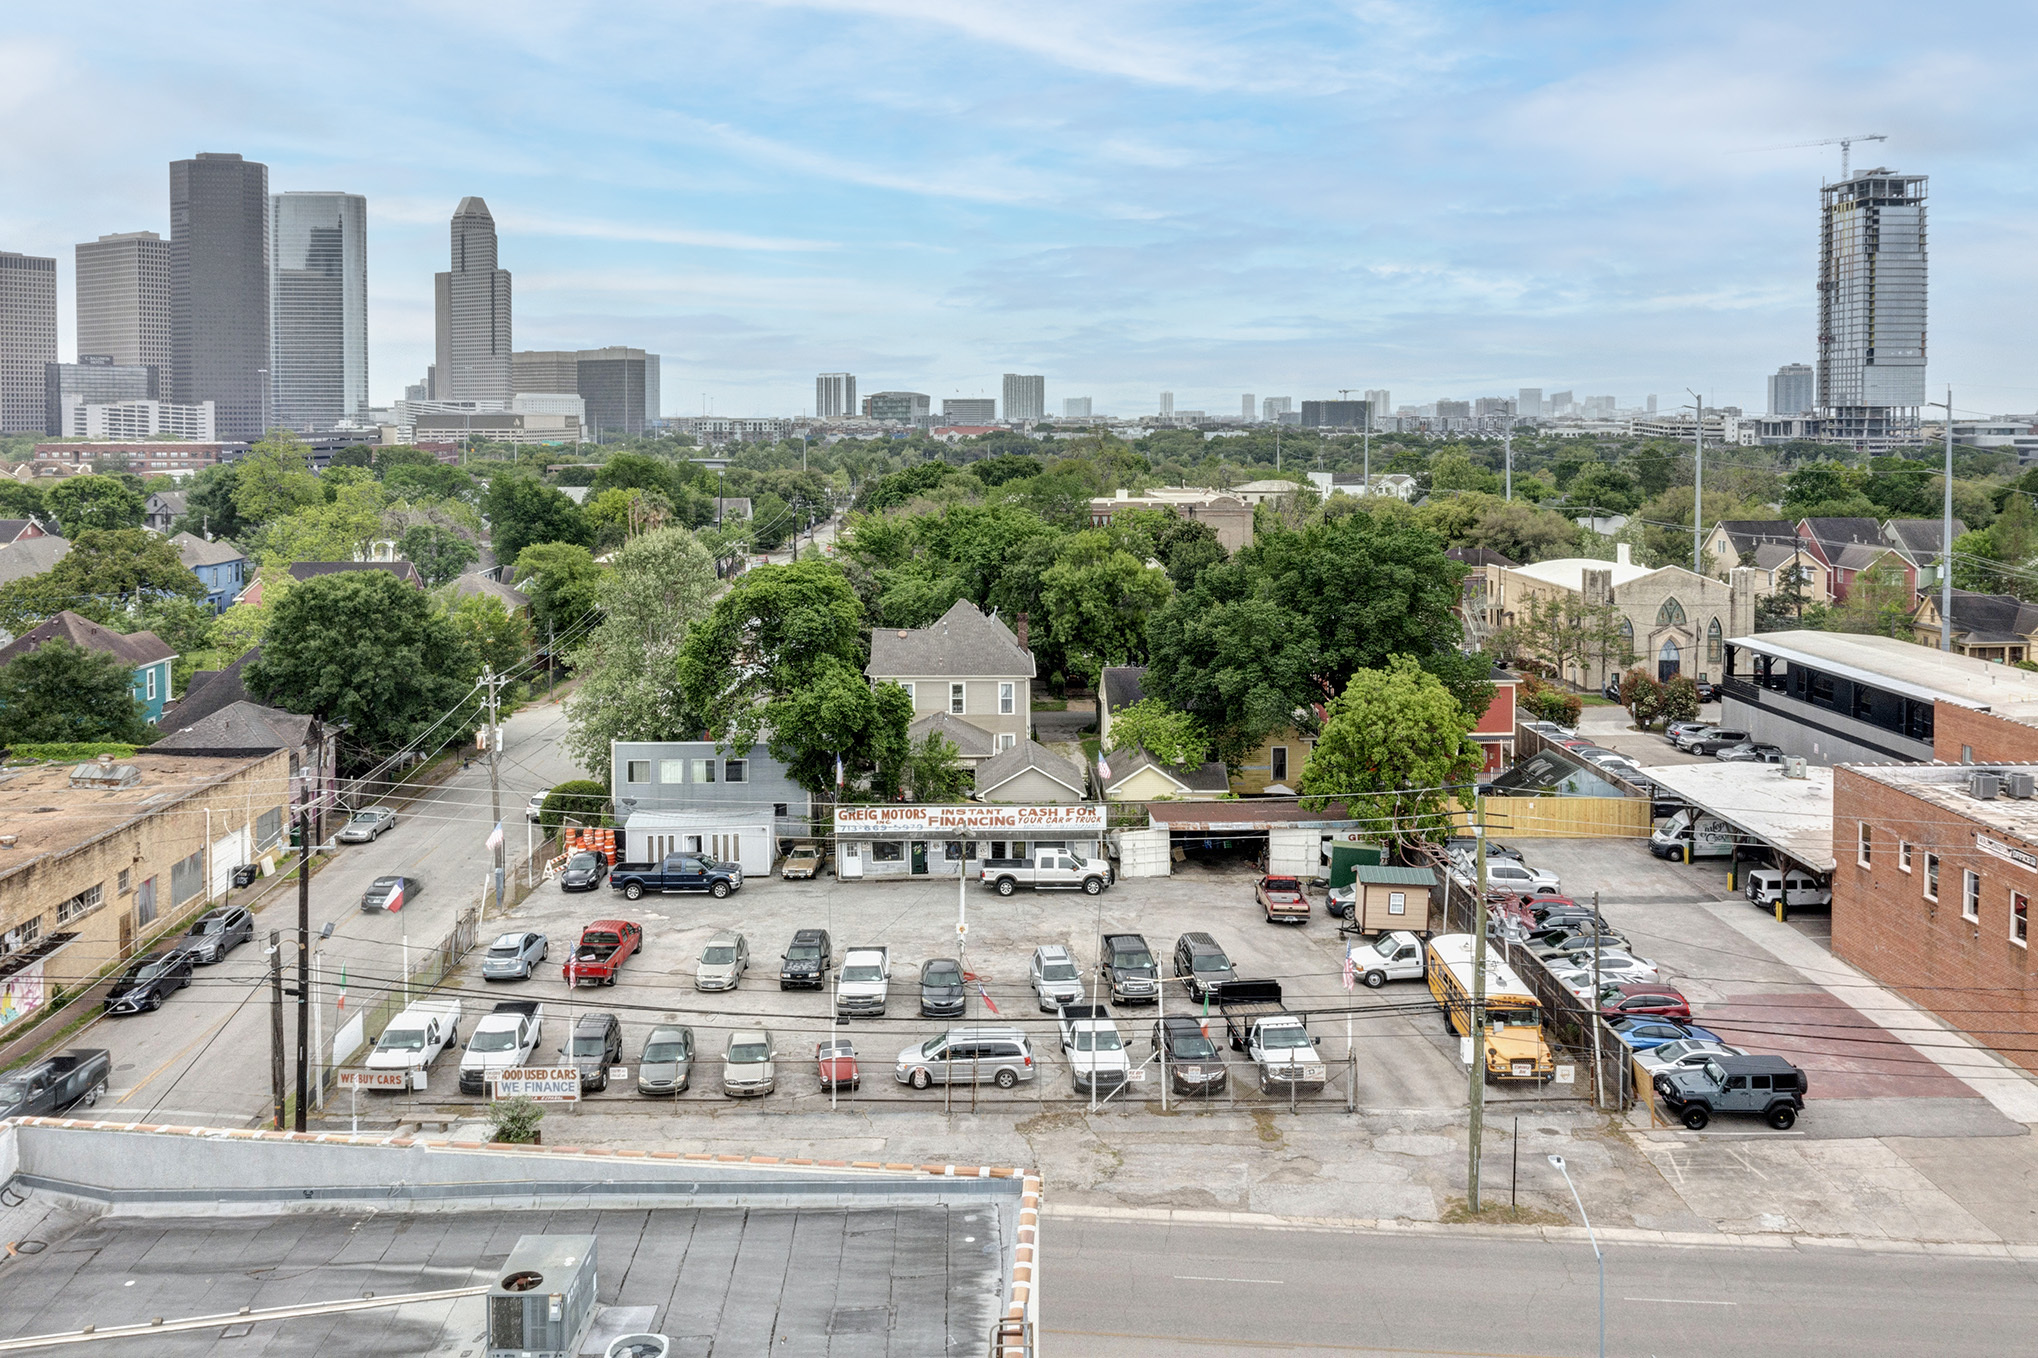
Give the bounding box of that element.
[1471,666,1520,774]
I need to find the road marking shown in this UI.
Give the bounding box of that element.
[1045,1329,1566,1356]
[1624,1297,1737,1306]
[116,1010,238,1104]
[1172,1275,1284,1285]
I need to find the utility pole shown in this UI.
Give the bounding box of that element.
[1686,387,1705,574]
[485,666,504,905]
[1938,386,1954,651]
[268,929,285,1130]
[294,807,310,1131]
[1467,797,1489,1213]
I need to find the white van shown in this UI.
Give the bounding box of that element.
[1649,809,1736,860]
[1745,868,1831,908]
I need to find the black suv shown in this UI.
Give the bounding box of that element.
[779,928,832,989]
[1103,933,1159,1004]
[104,950,194,1015]
[180,905,255,963]
[1172,932,1235,1001]
[1655,1053,1807,1130]
[566,1012,624,1091]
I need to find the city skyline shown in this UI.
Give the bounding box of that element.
[0,2,2031,420]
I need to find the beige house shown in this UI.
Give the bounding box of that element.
[868,599,1035,755]
[1097,748,1230,802]
[1100,663,1314,796]
[0,752,291,1020]
[1087,488,1255,552]
[1701,520,1830,601]
[973,740,1089,804]
[1229,725,1315,794]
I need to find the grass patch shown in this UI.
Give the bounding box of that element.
[1574,696,1617,708]
[1033,697,1068,712]
[6,742,142,763]
[1438,1197,1571,1226]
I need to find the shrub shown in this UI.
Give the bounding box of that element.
[540,778,611,833]
[488,1095,543,1144]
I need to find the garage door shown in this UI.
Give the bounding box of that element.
[1267,827,1319,878]
[1114,828,1171,878]
[211,828,250,898]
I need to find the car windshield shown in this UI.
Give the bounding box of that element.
[1263,878,1300,893]
[1698,1059,1729,1083]
[1192,955,1228,974]
[1261,1025,1311,1050]
[1170,1030,1217,1059]
[1072,1028,1122,1052]
[1113,955,1155,975]
[572,1034,609,1056]
[132,959,173,982]
[1369,936,1401,958]
[730,1041,769,1063]
[378,1028,426,1052]
[787,944,819,959]
[0,1076,30,1100]
[702,946,737,965]
[349,812,381,824]
[1042,963,1078,981]
[567,852,598,869]
[843,964,881,981]
[644,1040,688,1062]
[469,1029,520,1052]
[925,963,961,984]
[819,1041,851,1058]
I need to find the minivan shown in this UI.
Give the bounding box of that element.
[894,1026,1036,1089]
[1172,932,1235,1001]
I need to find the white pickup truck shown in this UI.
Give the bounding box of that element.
[457,1000,544,1095]
[1348,931,1427,989]
[1217,981,1325,1096]
[365,998,463,1090]
[981,849,1111,897]
[835,946,890,1017]
[1058,1003,1131,1096]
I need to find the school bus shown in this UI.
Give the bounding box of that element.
[1424,933,1554,1081]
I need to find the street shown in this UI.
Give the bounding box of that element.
[88,694,586,1126]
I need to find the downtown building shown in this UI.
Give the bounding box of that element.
[816,372,857,419]
[435,197,512,403]
[512,347,656,438]
[1002,373,1045,422]
[862,390,931,422]
[44,356,158,435]
[1817,169,1927,450]
[170,153,270,440]
[75,232,172,386]
[270,191,368,430]
[0,251,57,433]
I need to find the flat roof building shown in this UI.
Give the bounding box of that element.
[75,231,172,381]
[0,251,57,434]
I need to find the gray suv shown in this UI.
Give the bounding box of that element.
[180,906,253,964]
[1654,1053,1807,1129]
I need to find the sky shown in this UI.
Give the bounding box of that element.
[3,0,2034,420]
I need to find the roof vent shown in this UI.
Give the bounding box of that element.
[1970,771,2001,801]
[70,762,140,790]
[2008,772,2036,800]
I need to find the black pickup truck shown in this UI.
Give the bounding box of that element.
[610,852,744,901]
[0,1048,112,1120]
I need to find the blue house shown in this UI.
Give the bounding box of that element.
[0,610,178,723]
[172,532,248,615]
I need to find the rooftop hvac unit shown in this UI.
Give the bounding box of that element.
[487,1235,600,1358]
[1781,757,1808,779]
[1970,772,2002,801]
[2008,772,2036,800]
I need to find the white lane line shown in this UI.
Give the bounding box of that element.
[1624,1297,1737,1305]
[1174,1275,1285,1285]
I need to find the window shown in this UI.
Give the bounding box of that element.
[945,841,964,861]
[1923,854,1939,902]
[723,759,747,783]
[1618,617,1634,648]
[898,682,915,704]
[773,802,789,818]
[689,759,717,784]
[2015,892,2029,947]
[871,841,904,862]
[999,732,1017,751]
[1,917,41,957]
[1271,746,1289,781]
[1964,869,1981,922]
[255,806,283,850]
[659,758,688,783]
[1387,891,1406,916]
[1899,841,1912,873]
[118,868,131,895]
[1857,822,1872,867]
[170,848,204,905]
[950,682,966,715]
[1707,618,1723,665]
[58,884,103,924]
[135,876,157,926]
[999,682,1015,715]
[145,667,157,701]
[626,760,651,783]
[1656,597,1686,627]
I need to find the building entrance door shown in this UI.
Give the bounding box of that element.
[1658,640,1681,683]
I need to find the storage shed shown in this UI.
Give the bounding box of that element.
[1352,864,1439,934]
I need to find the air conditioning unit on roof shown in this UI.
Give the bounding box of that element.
[488,1235,599,1358]
[1970,771,2002,801]
[2007,771,2035,800]
[1780,756,1808,779]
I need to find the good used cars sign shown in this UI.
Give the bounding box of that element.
[833,806,1106,834]
[491,1066,583,1102]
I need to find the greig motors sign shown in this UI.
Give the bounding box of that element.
[833,805,1107,835]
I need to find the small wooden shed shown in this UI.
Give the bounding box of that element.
[1353,864,1439,934]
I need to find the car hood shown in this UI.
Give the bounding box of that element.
[106,974,153,998]
[698,963,737,980]
[922,982,963,998]
[562,868,599,882]
[639,1058,688,1079]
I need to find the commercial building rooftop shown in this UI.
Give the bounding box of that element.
[1732,629,2038,723]
[1640,762,1836,872]
[1847,761,2038,849]
[0,753,272,867]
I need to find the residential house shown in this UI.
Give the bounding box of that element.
[1099,661,1315,796]
[143,491,187,534]
[236,559,424,606]
[972,739,1089,804]
[1910,589,2038,663]
[153,697,335,824]
[867,599,1035,756]
[1229,478,1307,508]
[1884,517,1966,564]
[0,610,176,722]
[1796,517,1918,603]
[449,570,531,616]
[908,710,999,773]
[1097,666,1147,750]
[0,534,68,590]
[1095,746,1230,802]
[1087,488,1254,552]
[1229,722,1318,795]
[1305,471,1419,501]
[1446,547,1517,650]
[0,519,47,545]
[164,649,258,732]
[171,532,247,614]
[1702,519,1799,571]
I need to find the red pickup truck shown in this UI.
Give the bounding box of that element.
[563,919,643,987]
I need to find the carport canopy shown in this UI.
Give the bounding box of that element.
[1639,762,1835,874]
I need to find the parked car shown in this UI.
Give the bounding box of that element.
[179,905,253,964]
[610,852,742,900]
[780,844,828,879]
[1633,1037,1746,1077]
[1530,925,1631,959]
[1564,949,1662,984]
[722,1030,779,1097]
[1255,874,1310,925]
[367,998,464,1084]
[1102,933,1160,1004]
[835,946,890,1016]
[1715,741,1784,764]
[1581,750,1644,775]
[459,1001,545,1093]
[816,1037,859,1092]
[1686,729,1753,756]
[1610,1016,1721,1052]
[695,931,751,991]
[525,790,548,822]
[337,807,397,843]
[1598,983,1693,1020]
[920,957,966,1017]
[103,950,193,1014]
[566,1012,624,1091]
[559,850,609,891]
[1667,722,1715,747]
[1655,1053,1807,1129]
[980,848,1111,896]
[1694,680,1720,703]
[636,1024,696,1096]
[1485,860,1561,895]
[1326,882,1356,919]
[1151,1016,1227,1096]
[360,875,420,913]
[895,1027,1036,1090]
[1029,944,1085,1011]
[481,930,549,980]
[1546,965,1601,1004]
[1445,837,1524,864]
[1349,931,1426,988]
[0,1049,111,1119]
[779,928,832,989]
[1745,869,1832,910]
[1173,932,1235,1001]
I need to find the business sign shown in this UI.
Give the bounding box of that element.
[335,1068,412,1091]
[1976,833,2038,872]
[833,805,1107,835]
[491,1066,583,1102]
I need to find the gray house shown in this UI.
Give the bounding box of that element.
[610,739,810,845]
[867,599,1035,756]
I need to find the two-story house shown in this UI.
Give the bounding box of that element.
[171,533,247,615]
[143,491,187,535]
[0,610,176,723]
[867,600,1035,757]
[609,738,811,875]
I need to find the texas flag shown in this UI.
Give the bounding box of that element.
[385,881,405,912]
[978,982,1000,1016]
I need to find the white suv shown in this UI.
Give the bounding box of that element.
[1485,859,1562,895]
[1029,945,1085,1011]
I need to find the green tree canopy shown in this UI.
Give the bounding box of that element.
[1297,655,1482,848]
[0,480,44,521]
[444,592,530,676]
[1104,698,1209,767]
[44,474,145,535]
[0,528,207,633]
[513,542,603,638]
[232,432,325,526]
[174,462,244,541]
[484,472,593,563]
[0,638,152,744]
[677,559,865,750]
[400,524,479,586]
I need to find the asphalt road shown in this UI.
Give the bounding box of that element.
[89,695,586,1126]
[1045,1213,2038,1356]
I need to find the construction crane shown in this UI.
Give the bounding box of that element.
[1746,133,1888,180]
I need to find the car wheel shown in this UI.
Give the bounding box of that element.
[84,1081,104,1107]
[1363,971,1386,989]
[596,1072,610,1092]
[996,877,1016,897]
[711,882,731,899]
[909,1067,932,1090]
[1682,1105,1711,1130]
[148,991,164,1011]
[624,882,644,900]
[1767,1105,1798,1130]
[1083,876,1103,895]
[995,1069,1019,1089]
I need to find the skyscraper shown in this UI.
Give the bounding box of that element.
[76,232,172,382]
[1516,388,1543,419]
[1261,396,1292,421]
[1768,363,1815,418]
[1063,396,1091,418]
[1158,391,1174,416]
[1241,393,1257,421]
[1002,373,1045,422]
[0,251,57,434]
[1818,169,1926,446]
[170,152,270,439]
[1363,390,1391,429]
[816,372,856,418]
[435,197,512,403]
[644,354,660,426]
[575,347,649,438]
[271,191,368,429]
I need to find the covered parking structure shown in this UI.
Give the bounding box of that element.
[1639,762,1835,890]
[1131,801,1367,878]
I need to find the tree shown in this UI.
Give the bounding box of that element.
[677,559,866,750]
[1564,464,1639,515]
[1037,530,1171,684]
[485,473,593,564]
[244,570,477,762]
[590,452,678,499]
[1661,673,1701,722]
[0,480,44,522]
[1620,667,1664,727]
[539,778,611,833]
[250,478,389,565]
[43,474,144,535]
[1831,555,1916,637]
[121,595,216,692]
[1104,698,1210,766]
[761,656,915,798]
[513,542,604,638]
[0,639,152,744]
[584,487,670,552]
[1463,501,1580,563]
[0,528,207,633]
[445,592,530,676]
[231,431,325,526]
[400,524,479,586]
[175,462,244,541]
[1297,656,1482,848]
[383,461,478,504]
[901,731,971,803]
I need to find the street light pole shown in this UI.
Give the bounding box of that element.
[1549,1155,1604,1358]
